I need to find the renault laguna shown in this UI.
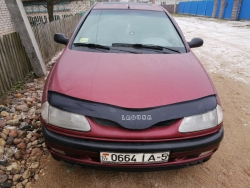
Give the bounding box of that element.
[41,2,224,171]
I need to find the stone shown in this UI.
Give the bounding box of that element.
[34,174,39,180]
[13,138,22,145]
[22,179,29,186]
[0,181,12,188]
[26,143,32,149]
[20,123,32,131]
[0,160,8,167]
[5,148,15,158]
[37,138,44,144]
[31,140,38,146]
[0,146,4,154]
[0,170,4,176]
[0,174,7,183]
[24,92,30,96]
[11,162,21,171]
[35,110,41,115]
[16,182,23,188]
[25,182,32,188]
[23,138,29,144]
[10,108,15,113]
[0,111,9,117]
[7,174,13,180]
[37,103,42,109]
[0,121,6,128]
[30,148,42,156]
[9,129,18,137]
[5,137,14,145]
[33,132,40,139]
[31,115,39,120]
[14,150,22,160]
[3,99,13,106]
[0,138,6,146]
[30,136,36,142]
[16,105,29,112]
[25,98,32,102]
[26,133,32,140]
[6,119,19,126]
[2,129,9,136]
[36,121,41,127]
[26,102,32,108]
[25,149,31,154]
[23,154,30,159]
[6,165,12,171]
[0,133,7,140]
[16,93,23,98]
[30,162,39,169]
[13,174,21,182]
[17,130,27,139]
[22,169,30,179]
[5,126,16,130]
[17,142,26,149]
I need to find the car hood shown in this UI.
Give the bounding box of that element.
[48,49,216,108]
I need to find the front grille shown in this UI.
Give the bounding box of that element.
[154,119,178,126]
[92,117,178,128]
[92,118,120,127]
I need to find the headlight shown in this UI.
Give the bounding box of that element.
[41,102,90,132]
[179,105,223,133]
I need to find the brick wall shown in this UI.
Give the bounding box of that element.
[25,1,90,19]
[0,0,15,36]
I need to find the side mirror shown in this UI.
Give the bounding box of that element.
[188,38,203,48]
[54,33,69,45]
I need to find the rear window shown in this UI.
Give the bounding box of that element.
[73,9,185,52]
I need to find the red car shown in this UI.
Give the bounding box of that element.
[41,3,223,171]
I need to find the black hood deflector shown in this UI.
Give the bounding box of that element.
[48,91,217,130]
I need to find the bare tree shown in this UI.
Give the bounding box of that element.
[44,0,88,22]
[45,0,64,22]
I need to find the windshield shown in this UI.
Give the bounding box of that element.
[73,10,186,53]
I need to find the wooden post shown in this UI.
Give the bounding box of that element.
[5,0,46,77]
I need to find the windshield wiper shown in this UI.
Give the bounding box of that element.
[112,43,180,54]
[73,43,110,50]
[73,43,141,53]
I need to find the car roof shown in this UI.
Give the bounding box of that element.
[93,2,163,11]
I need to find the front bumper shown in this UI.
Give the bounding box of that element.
[42,126,224,171]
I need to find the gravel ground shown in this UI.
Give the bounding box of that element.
[1,16,250,188]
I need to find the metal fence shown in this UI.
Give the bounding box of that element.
[0,32,32,95]
[178,0,214,17]
[32,14,82,63]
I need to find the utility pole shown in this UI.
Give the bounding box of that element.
[5,0,46,77]
[174,0,178,14]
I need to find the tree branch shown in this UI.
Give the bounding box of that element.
[53,0,64,5]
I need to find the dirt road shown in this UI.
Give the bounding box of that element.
[34,16,250,188]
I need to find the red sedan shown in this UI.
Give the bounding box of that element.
[41,2,223,171]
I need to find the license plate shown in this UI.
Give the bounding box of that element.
[100,151,170,164]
